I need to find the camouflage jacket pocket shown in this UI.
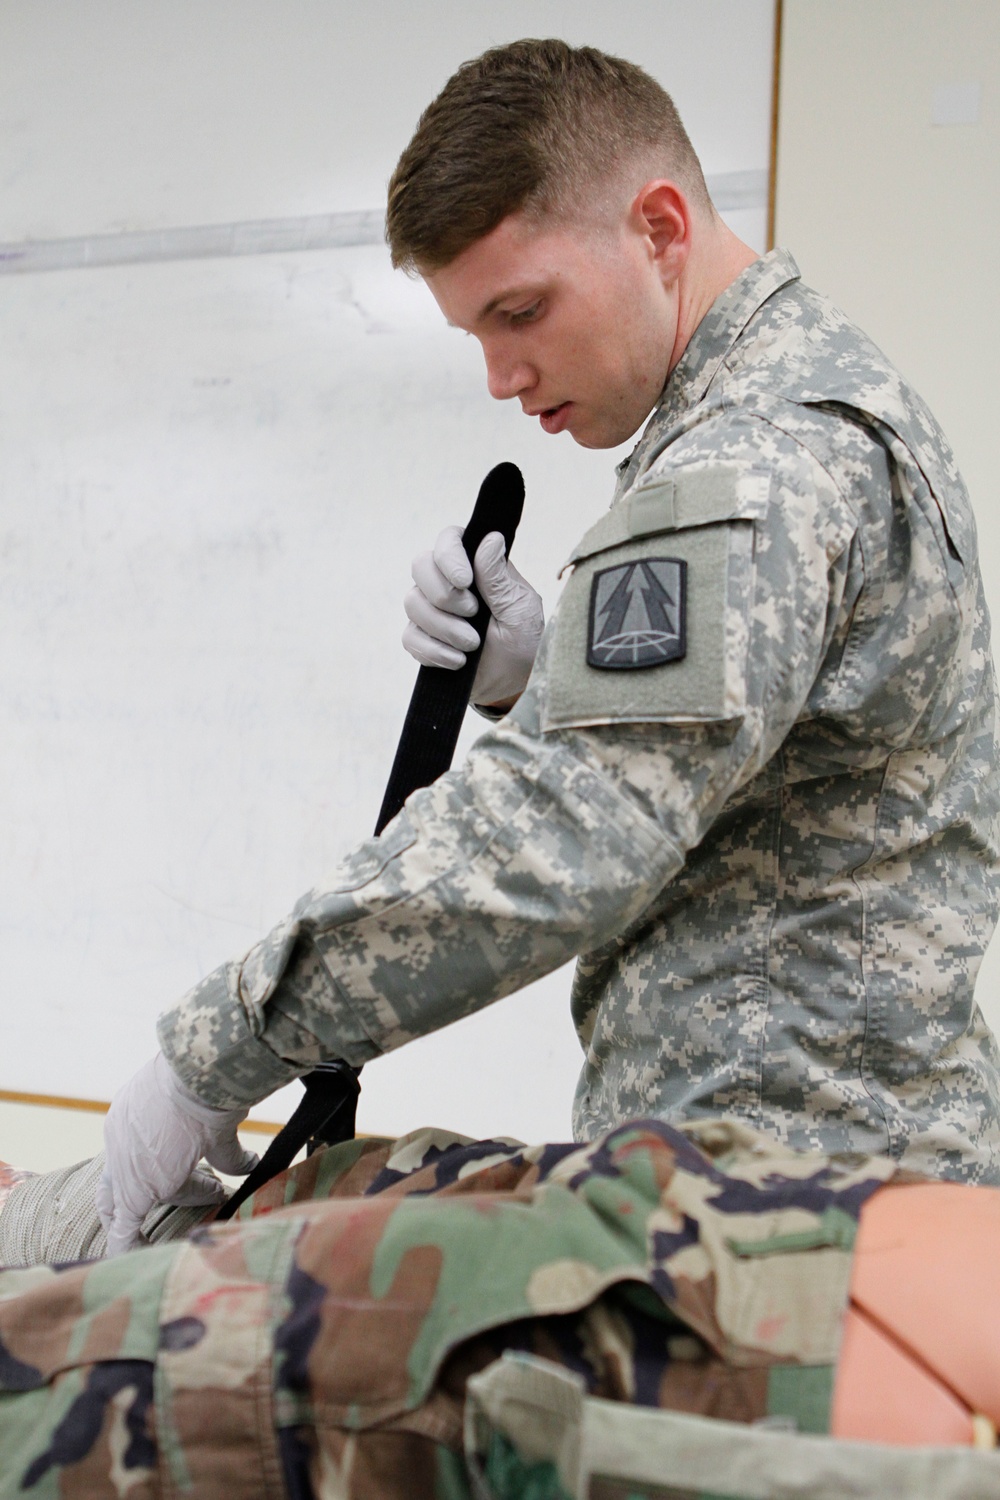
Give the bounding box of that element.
[0,1244,178,1393]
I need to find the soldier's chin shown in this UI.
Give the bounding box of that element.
[572,409,645,451]
[571,422,617,451]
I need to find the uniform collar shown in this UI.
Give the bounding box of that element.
[614,248,801,494]
[662,246,801,419]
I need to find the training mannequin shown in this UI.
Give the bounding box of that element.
[1,1121,1000,1495]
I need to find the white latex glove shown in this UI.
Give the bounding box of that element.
[403,527,544,707]
[96,1052,259,1257]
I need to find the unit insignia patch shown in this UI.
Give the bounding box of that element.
[587,557,687,670]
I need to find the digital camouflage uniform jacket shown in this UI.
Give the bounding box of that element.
[158,249,1000,1181]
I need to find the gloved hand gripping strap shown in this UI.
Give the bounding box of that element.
[215,462,524,1221]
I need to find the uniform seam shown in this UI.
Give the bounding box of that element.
[811,404,968,618]
[723,407,858,722]
[748,753,784,1127]
[850,757,897,1155]
[738,402,861,536]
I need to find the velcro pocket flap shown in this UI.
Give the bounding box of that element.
[562,464,771,574]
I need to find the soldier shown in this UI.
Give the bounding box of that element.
[98,38,1000,1257]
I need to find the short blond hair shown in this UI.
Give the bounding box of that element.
[386,38,711,273]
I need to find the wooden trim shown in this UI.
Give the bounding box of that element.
[0,1087,109,1116]
[0,1087,283,1135]
[767,0,784,251]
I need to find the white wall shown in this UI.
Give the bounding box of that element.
[0,2,775,1148]
[775,0,1000,1031]
[0,2,773,237]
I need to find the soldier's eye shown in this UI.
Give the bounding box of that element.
[509,302,542,327]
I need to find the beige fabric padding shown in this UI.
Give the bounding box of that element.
[0,1152,214,1266]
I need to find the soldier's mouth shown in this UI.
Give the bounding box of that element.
[539,403,572,434]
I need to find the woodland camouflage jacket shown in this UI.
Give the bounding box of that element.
[0,1119,901,1498]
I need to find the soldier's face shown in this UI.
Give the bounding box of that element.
[423,208,679,450]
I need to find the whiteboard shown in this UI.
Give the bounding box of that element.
[0,0,776,1140]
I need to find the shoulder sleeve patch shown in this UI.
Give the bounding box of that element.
[543,466,765,732]
[588,557,687,670]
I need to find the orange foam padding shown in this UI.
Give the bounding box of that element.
[832,1304,975,1445]
[848,1181,1000,1427]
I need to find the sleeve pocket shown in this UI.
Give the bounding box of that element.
[542,464,769,732]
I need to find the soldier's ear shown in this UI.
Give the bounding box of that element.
[630,180,690,287]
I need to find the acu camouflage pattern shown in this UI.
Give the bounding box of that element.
[0,1118,900,1497]
[157,249,1000,1181]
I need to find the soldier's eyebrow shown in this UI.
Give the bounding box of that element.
[480,285,538,319]
[439,280,548,331]
[453,284,543,329]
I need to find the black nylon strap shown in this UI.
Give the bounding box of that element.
[215,462,524,1222]
[216,1062,359,1220]
[375,461,525,834]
